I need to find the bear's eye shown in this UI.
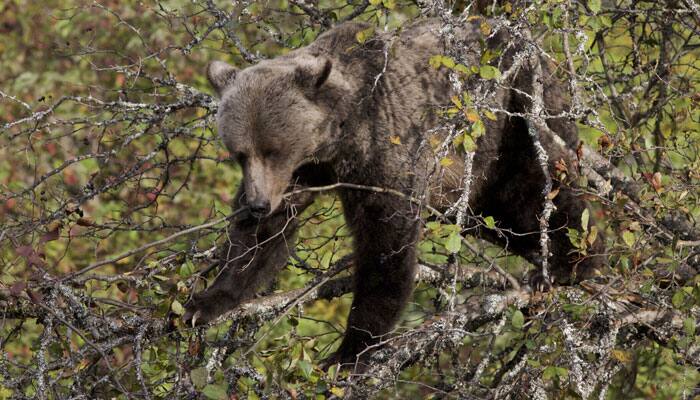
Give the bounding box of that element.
[261,149,280,159]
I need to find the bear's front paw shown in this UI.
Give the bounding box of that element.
[183,293,227,327]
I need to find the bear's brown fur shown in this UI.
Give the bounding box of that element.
[184,18,606,365]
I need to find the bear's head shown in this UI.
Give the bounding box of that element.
[207,56,337,217]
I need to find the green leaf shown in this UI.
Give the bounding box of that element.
[202,384,228,400]
[297,360,313,379]
[683,317,696,336]
[426,221,441,232]
[567,228,581,249]
[672,290,685,308]
[179,260,196,278]
[622,230,635,247]
[484,216,496,229]
[588,0,601,13]
[445,231,462,253]
[171,300,185,316]
[320,251,332,269]
[462,134,477,152]
[543,366,557,380]
[556,367,569,379]
[443,224,460,233]
[471,120,485,138]
[454,64,470,75]
[190,367,208,389]
[479,65,501,80]
[382,0,396,9]
[355,27,375,44]
[543,366,568,380]
[512,310,524,329]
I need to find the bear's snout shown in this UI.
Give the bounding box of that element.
[248,198,271,218]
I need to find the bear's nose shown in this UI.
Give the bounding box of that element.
[248,200,271,218]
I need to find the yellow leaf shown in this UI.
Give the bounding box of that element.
[451,95,463,109]
[587,226,598,246]
[611,349,632,363]
[453,133,464,147]
[446,107,460,116]
[622,230,635,247]
[441,56,456,68]
[484,110,497,120]
[429,55,442,69]
[389,135,402,145]
[440,157,454,167]
[465,111,480,123]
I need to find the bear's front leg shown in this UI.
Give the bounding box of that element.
[332,192,420,368]
[183,189,315,326]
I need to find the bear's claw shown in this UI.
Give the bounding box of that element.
[528,271,553,292]
[182,299,217,327]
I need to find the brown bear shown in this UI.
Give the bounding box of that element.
[184,18,606,365]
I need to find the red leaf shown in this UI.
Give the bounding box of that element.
[16,246,33,257]
[188,339,201,357]
[75,217,94,227]
[40,229,60,243]
[27,290,44,304]
[576,141,584,160]
[16,246,47,268]
[10,282,26,296]
[27,253,47,268]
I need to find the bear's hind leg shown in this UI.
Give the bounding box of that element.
[475,115,606,286]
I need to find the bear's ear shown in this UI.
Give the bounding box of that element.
[207,61,238,96]
[294,57,332,91]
